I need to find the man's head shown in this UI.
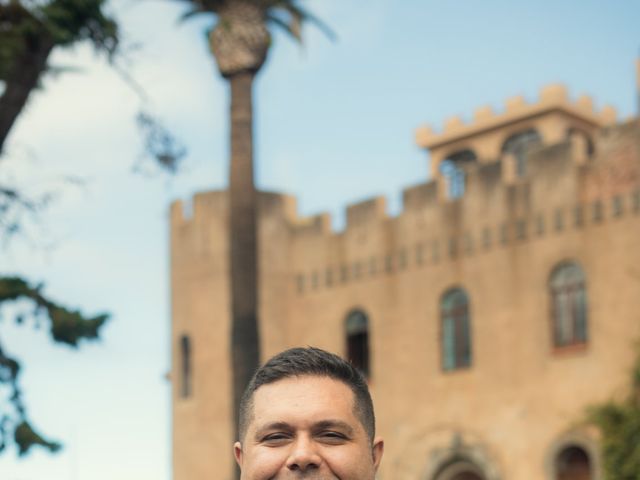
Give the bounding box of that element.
[234,347,383,479]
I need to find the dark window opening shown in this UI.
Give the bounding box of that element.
[441,288,472,370]
[567,128,595,158]
[180,335,192,398]
[440,150,477,199]
[345,310,370,378]
[502,129,542,176]
[556,446,592,480]
[550,263,588,348]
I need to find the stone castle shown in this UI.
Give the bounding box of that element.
[170,79,640,480]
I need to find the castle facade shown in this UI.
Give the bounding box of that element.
[170,83,640,480]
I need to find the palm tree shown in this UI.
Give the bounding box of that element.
[180,0,332,453]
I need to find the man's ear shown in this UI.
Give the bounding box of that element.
[234,441,243,468]
[372,436,384,470]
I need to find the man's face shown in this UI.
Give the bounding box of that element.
[234,375,383,479]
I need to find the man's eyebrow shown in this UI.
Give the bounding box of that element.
[313,419,355,436]
[252,419,356,440]
[253,422,293,440]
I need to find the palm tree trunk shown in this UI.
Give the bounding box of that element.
[228,70,260,456]
[0,35,55,155]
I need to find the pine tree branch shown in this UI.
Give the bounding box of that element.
[0,275,109,455]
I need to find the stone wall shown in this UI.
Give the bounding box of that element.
[170,118,640,480]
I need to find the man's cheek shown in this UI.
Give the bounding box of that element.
[323,447,367,475]
[248,448,287,476]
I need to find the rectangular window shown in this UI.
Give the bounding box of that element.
[180,335,192,399]
[536,214,545,236]
[352,262,362,280]
[633,189,640,214]
[482,227,492,248]
[385,255,393,273]
[574,206,584,228]
[325,268,333,287]
[398,249,407,269]
[612,195,623,217]
[500,223,509,244]
[448,238,458,258]
[369,257,377,275]
[432,240,440,262]
[554,209,564,232]
[592,200,603,222]
[464,233,473,253]
[340,265,349,283]
[515,219,527,240]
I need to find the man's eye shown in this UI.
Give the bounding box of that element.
[262,433,290,443]
[319,431,347,442]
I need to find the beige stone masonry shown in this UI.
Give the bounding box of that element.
[171,100,640,480]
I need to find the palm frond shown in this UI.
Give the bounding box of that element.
[177,6,206,23]
[174,0,225,22]
[266,0,336,42]
[265,10,300,42]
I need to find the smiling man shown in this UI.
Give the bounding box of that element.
[234,347,384,479]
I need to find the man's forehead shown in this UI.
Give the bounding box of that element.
[254,374,354,403]
[250,375,357,422]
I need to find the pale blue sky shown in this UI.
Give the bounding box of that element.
[0,1,638,479]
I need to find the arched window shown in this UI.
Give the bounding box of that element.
[441,288,472,370]
[502,129,542,176]
[345,310,370,378]
[550,262,588,347]
[555,445,592,480]
[179,335,192,398]
[440,150,477,199]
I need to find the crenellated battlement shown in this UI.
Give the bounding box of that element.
[346,196,388,228]
[416,84,616,149]
[290,119,639,294]
[170,112,638,301]
[292,212,332,236]
[172,121,639,259]
[170,190,300,230]
[415,84,618,180]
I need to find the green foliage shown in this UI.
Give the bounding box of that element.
[40,0,118,51]
[588,348,640,479]
[0,0,173,463]
[0,276,108,346]
[14,420,61,455]
[0,0,118,81]
[134,112,187,175]
[0,275,109,456]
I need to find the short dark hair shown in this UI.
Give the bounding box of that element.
[238,346,375,442]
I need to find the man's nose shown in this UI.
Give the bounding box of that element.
[286,435,322,471]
